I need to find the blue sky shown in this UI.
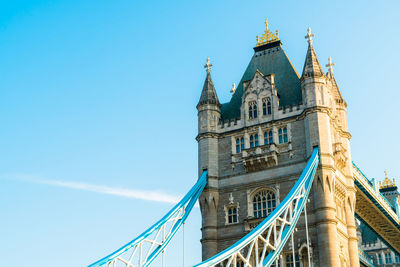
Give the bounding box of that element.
[1,0,400,266]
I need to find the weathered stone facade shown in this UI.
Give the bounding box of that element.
[196,26,359,267]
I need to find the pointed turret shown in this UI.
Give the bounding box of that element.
[197,58,221,109]
[301,28,324,80]
[325,56,344,101]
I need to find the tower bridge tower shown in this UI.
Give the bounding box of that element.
[196,21,359,267]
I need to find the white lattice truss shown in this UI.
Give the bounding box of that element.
[88,171,207,267]
[89,148,319,267]
[194,148,319,267]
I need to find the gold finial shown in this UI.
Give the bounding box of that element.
[380,170,396,189]
[256,18,279,47]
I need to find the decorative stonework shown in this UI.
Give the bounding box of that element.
[242,144,278,172]
[333,142,347,170]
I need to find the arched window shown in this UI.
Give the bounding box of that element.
[264,130,273,145]
[267,100,272,114]
[262,98,271,116]
[235,137,245,153]
[378,254,383,265]
[253,189,276,218]
[262,102,267,115]
[250,134,259,148]
[385,253,392,264]
[227,207,238,224]
[253,103,258,118]
[249,101,257,119]
[278,127,288,144]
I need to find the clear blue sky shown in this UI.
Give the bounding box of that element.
[1,0,399,266]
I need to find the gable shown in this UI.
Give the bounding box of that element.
[221,41,302,121]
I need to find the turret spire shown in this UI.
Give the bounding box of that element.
[325,57,344,101]
[204,57,212,74]
[326,56,335,75]
[197,58,221,109]
[305,27,314,45]
[301,27,324,80]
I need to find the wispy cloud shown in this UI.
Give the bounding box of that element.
[2,173,181,204]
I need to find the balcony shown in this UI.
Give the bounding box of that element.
[232,142,292,172]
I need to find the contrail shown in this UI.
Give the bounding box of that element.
[2,173,182,204]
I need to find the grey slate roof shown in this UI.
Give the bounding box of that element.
[220,41,302,121]
[197,71,221,108]
[301,42,324,80]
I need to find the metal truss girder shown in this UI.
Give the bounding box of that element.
[88,171,208,267]
[193,148,319,267]
[353,164,400,254]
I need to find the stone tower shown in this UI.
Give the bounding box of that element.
[197,21,359,267]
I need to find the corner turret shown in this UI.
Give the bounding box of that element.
[301,28,329,109]
[197,58,221,135]
[301,28,324,80]
[196,58,221,260]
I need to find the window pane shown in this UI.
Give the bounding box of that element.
[249,106,252,119]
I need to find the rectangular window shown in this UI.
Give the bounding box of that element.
[250,134,259,148]
[228,207,238,224]
[385,253,392,264]
[378,254,383,265]
[278,127,288,144]
[235,137,245,153]
[286,254,300,267]
[248,101,257,119]
[264,130,273,144]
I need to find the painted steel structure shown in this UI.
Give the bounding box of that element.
[359,248,376,267]
[90,149,319,267]
[353,163,400,254]
[88,171,207,267]
[193,148,319,267]
[89,21,400,267]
